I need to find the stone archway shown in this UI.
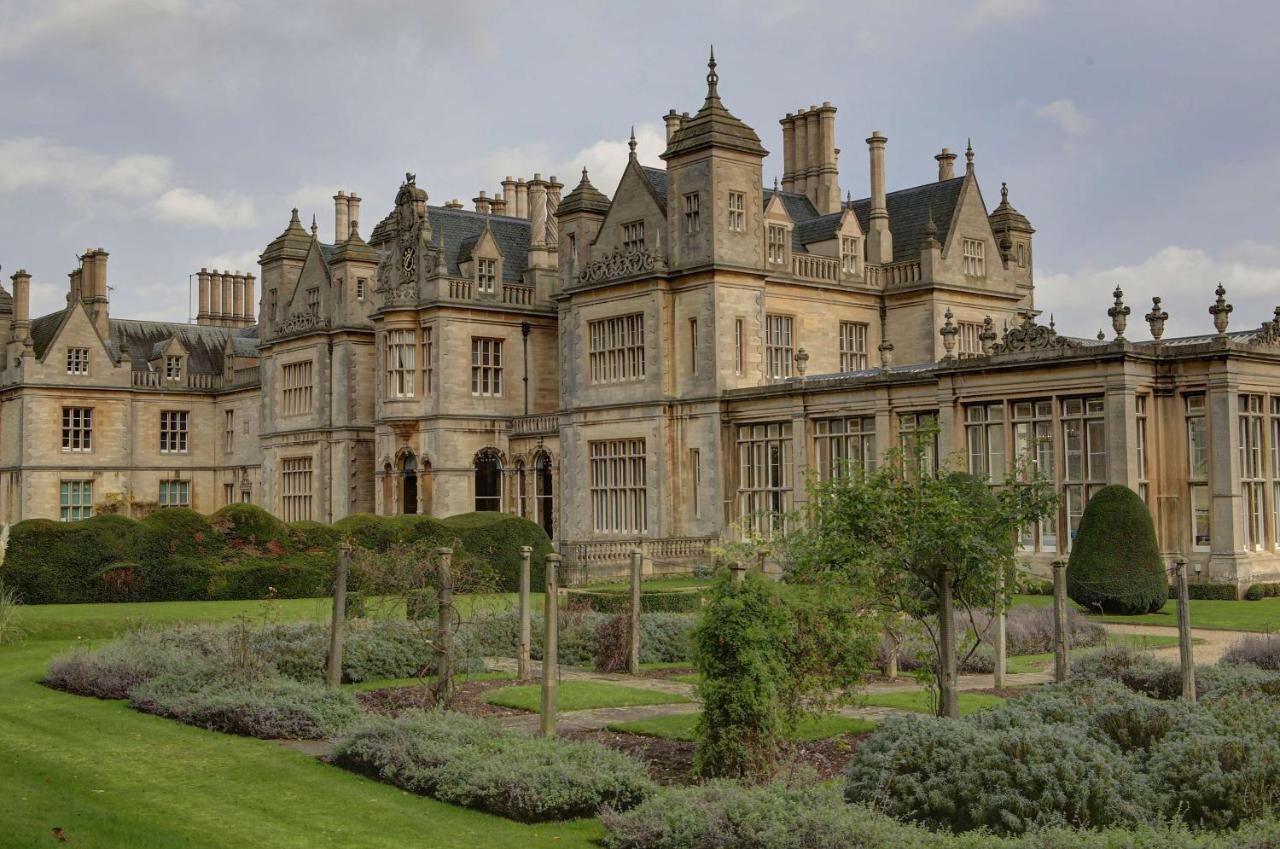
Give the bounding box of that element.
[474,448,503,512]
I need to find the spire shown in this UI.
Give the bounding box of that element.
[310,214,318,237]
[628,126,637,159]
[965,138,975,175]
[705,45,719,103]
[773,175,779,192]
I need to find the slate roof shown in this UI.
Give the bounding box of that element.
[763,189,819,223]
[29,308,260,373]
[661,55,767,159]
[849,177,966,264]
[427,207,529,284]
[792,212,843,248]
[559,169,612,215]
[0,283,12,312]
[641,167,668,207]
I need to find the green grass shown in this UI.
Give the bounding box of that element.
[608,711,876,742]
[1012,593,1280,632]
[1,599,598,849]
[670,672,701,685]
[484,680,691,712]
[860,690,1006,716]
[579,576,711,592]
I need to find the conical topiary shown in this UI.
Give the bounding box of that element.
[1066,484,1167,614]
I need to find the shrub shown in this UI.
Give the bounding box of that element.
[566,588,705,614]
[594,614,632,672]
[1222,634,1280,671]
[440,512,551,592]
[405,589,438,621]
[593,612,697,671]
[1067,485,1167,615]
[332,710,654,821]
[209,503,288,550]
[130,670,363,739]
[1075,644,1280,700]
[45,628,224,698]
[1185,583,1240,601]
[601,781,1280,849]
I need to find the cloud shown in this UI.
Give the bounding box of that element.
[1038,245,1280,340]
[197,248,261,275]
[153,187,256,229]
[962,0,1045,30]
[1035,99,1094,136]
[0,136,255,229]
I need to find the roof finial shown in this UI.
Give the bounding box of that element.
[923,203,938,242]
[310,214,318,237]
[773,175,779,192]
[289,208,301,225]
[965,138,975,174]
[581,166,589,181]
[706,45,719,101]
[1000,181,1009,203]
[628,126,637,158]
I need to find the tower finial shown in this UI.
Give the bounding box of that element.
[628,126,637,158]
[773,175,779,192]
[310,213,318,237]
[1001,181,1009,203]
[923,203,938,241]
[965,139,975,173]
[706,45,719,101]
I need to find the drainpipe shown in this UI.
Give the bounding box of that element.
[521,321,531,415]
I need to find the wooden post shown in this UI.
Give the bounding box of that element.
[939,565,958,718]
[885,624,900,680]
[540,553,561,737]
[993,566,1007,689]
[1052,560,1070,683]
[433,547,456,707]
[1176,558,1197,702]
[325,542,351,688]
[628,547,642,675]
[517,545,532,680]
[729,560,746,585]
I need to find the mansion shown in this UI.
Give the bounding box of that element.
[3,54,1280,591]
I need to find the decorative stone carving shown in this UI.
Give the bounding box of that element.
[979,316,998,354]
[1209,283,1232,335]
[939,309,958,359]
[878,338,894,369]
[278,311,329,336]
[1108,286,1130,339]
[990,315,1084,355]
[1145,297,1168,341]
[1250,307,1280,346]
[794,347,809,377]
[374,173,441,306]
[575,248,663,285]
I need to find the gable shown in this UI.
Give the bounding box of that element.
[594,161,667,252]
[34,303,110,366]
[850,177,965,263]
[285,241,331,317]
[940,176,996,261]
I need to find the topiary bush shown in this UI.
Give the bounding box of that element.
[332,710,654,821]
[440,512,550,592]
[1067,485,1168,615]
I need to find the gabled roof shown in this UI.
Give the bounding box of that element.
[110,319,251,373]
[641,167,668,208]
[762,188,820,223]
[427,207,529,284]
[850,177,966,264]
[661,52,767,160]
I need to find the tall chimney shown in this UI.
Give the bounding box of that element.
[501,177,517,215]
[815,103,840,214]
[792,111,809,195]
[244,273,256,323]
[197,268,211,324]
[805,106,821,202]
[492,191,507,216]
[516,178,528,219]
[93,248,108,299]
[88,249,109,337]
[212,270,226,324]
[866,131,893,264]
[664,109,683,144]
[545,176,562,252]
[935,147,957,181]
[473,190,491,215]
[529,174,547,247]
[780,113,797,192]
[347,193,360,235]
[10,268,31,347]
[232,272,245,324]
[334,191,348,244]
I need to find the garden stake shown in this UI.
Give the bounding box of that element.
[1052,560,1070,683]
[434,547,456,707]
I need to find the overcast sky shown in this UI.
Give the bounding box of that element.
[1,0,1277,340]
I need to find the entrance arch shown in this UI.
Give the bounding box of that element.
[474,448,503,512]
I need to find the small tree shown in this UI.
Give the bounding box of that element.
[788,433,1056,718]
[1067,484,1167,614]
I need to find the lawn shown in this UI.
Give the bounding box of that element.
[484,680,691,712]
[608,711,876,742]
[860,690,1006,716]
[1012,593,1280,632]
[0,599,598,849]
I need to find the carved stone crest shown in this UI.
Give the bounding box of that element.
[374,173,439,304]
[990,315,1083,355]
[576,248,662,285]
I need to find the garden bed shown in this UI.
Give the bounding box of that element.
[357,677,523,719]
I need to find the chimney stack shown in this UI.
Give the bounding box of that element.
[664,109,684,144]
[212,270,226,324]
[232,272,245,324]
[792,110,809,195]
[545,176,562,252]
[347,193,360,235]
[529,174,547,247]
[814,103,839,213]
[243,273,256,324]
[780,113,797,192]
[444,198,463,209]
[501,177,517,214]
[492,191,507,216]
[197,268,211,324]
[334,191,349,244]
[866,131,893,264]
[516,178,528,219]
[781,105,841,212]
[805,106,821,193]
[10,268,31,349]
[473,190,492,215]
[935,147,957,181]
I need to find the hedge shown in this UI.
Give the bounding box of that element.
[3,505,550,603]
[564,587,706,614]
[1067,485,1167,615]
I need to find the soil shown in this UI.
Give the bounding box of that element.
[570,729,869,786]
[357,678,524,719]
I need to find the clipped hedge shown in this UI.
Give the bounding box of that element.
[1068,485,1168,615]
[333,710,654,821]
[565,588,706,614]
[4,505,550,603]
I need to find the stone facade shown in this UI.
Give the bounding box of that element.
[3,55,1279,593]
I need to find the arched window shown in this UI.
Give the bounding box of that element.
[382,462,394,514]
[534,451,554,537]
[515,459,527,518]
[474,448,503,512]
[401,453,418,515]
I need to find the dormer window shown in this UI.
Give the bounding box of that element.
[477,259,497,293]
[767,226,787,265]
[840,236,861,274]
[727,192,745,232]
[684,193,701,233]
[66,347,90,375]
[164,355,182,382]
[622,221,645,254]
[962,239,985,277]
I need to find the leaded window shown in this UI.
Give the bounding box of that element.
[765,314,793,381]
[589,314,645,384]
[590,439,647,534]
[737,422,792,535]
[814,417,876,481]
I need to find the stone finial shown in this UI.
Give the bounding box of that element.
[1145,296,1169,341]
[794,347,809,377]
[939,309,958,359]
[1272,306,1280,336]
[965,138,975,174]
[979,315,997,354]
[1097,329,1106,341]
[705,45,719,101]
[1108,286,1130,339]
[628,126,637,159]
[1210,283,1233,335]
[878,338,894,369]
[922,204,938,246]
[1001,182,1009,203]
[310,214,318,237]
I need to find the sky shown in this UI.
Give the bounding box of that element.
[1,0,1277,340]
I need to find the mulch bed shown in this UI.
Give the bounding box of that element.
[570,729,868,786]
[357,678,524,719]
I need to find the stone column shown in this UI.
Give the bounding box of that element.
[1206,374,1243,581]
[326,543,350,688]
[1105,373,1140,490]
[540,553,561,737]
[518,545,532,680]
[334,191,348,243]
[197,268,211,323]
